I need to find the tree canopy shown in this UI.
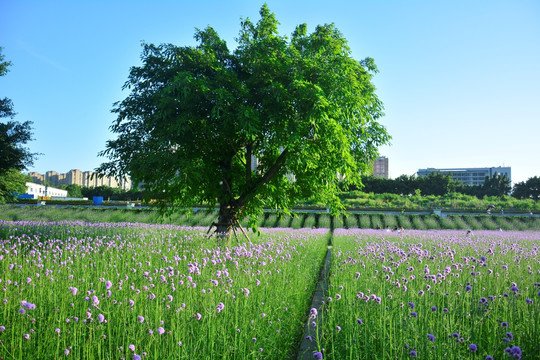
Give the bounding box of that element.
[512,176,540,201]
[98,5,390,237]
[0,47,36,203]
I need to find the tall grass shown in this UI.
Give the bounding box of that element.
[0,221,329,359]
[320,229,540,360]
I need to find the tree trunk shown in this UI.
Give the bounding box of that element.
[216,201,238,240]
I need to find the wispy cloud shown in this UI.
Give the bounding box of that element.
[17,40,69,72]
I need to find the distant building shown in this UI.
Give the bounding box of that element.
[28,169,132,190]
[372,156,389,179]
[417,166,511,186]
[24,182,68,199]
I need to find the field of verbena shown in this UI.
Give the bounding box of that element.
[0,221,328,359]
[318,230,539,359]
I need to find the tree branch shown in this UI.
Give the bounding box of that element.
[237,148,288,206]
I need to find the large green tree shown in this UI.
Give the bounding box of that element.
[98,5,390,237]
[512,176,540,201]
[1,47,36,203]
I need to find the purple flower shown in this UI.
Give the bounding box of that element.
[0,326,5,332]
[485,356,493,360]
[133,355,141,360]
[526,298,533,304]
[469,344,477,352]
[138,315,144,323]
[24,333,30,340]
[427,334,435,342]
[465,285,472,292]
[409,350,417,357]
[129,344,135,351]
[105,281,112,290]
[356,318,363,325]
[501,321,509,327]
[55,328,60,333]
[506,332,514,339]
[408,302,415,309]
[97,314,105,323]
[252,337,257,343]
[410,312,418,318]
[64,349,70,355]
[431,306,437,312]
[505,346,522,359]
[19,308,25,314]
[313,352,323,359]
[216,302,225,313]
[157,327,165,335]
[310,308,318,319]
[306,335,313,342]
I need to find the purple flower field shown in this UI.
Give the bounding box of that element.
[316,229,539,359]
[0,221,327,359]
[1,221,538,359]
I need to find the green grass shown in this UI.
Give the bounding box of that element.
[321,229,539,360]
[1,205,540,231]
[0,221,329,359]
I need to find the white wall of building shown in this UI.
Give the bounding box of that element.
[26,182,68,198]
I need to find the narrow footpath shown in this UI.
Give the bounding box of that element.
[296,228,333,360]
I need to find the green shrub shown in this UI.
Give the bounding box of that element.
[344,214,358,228]
[290,214,303,229]
[440,217,457,229]
[411,216,427,230]
[304,214,316,228]
[358,214,371,228]
[383,214,398,228]
[397,215,412,229]
[318,214,332,228]
[423,215,441,229]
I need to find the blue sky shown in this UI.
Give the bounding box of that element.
[1,0,539,185]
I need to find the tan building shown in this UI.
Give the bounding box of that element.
[29,169,132,190]
[373,156,389,179]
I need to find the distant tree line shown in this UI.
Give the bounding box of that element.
[350,173,538,199]
[62,184,144,201]
[63,174,540,203]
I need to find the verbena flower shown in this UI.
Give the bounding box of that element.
[427,334,435,342]
[356,318,363,325]
[409,350,417,357]
[469,344,477,352]
[313,352,323,359]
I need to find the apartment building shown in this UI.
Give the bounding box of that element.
[372,156,389,179]
[29,169,132,190]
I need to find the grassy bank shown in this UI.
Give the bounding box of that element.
[1,205,539,231]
